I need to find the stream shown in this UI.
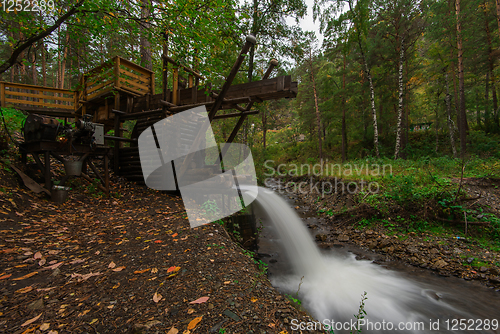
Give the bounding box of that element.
[249,186,500,333]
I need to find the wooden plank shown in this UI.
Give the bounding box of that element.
[213,110,259,120]
[5,90,75,102]
[276,76,285,91]
[87,79,113,95]
[118,78,150,92]
[85,68,113,87]
[87,87,113,101]
[0,82,6,106]
[17,106,76,117]
[119,68,150,83]
[150,72,155,94]
[173,68,179,105]
[117,84,144,96]
[115,57,121,88]
[120,108,164,120]
[161,55,204,79]
[1,81,74,94]
[5,98,73,110]
[119,57,153,77]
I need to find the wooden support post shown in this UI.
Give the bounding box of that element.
[114,57,121,88]
[172,68,179,105]
[1,82,6,107]
[208,35,256,121]
[113,111,122,173]
[44,151,51,191]
[188,75,193,88]
[104,153,110,196]
[150,72,155,95]
[32,153,45,174]
[82,75,87,116]
[226,59,278,144]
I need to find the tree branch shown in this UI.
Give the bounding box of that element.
[0,0,85,75]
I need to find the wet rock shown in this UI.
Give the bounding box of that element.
[315,234,327,242]
[318,243,332,249]
[338,235,349,242]
[433,259,448,269]
[480,266,488,273]
[368,241,378,249]
[467,257,475,264]
[406,246,418,254]
[490,268,500,276]
[223,309,240,321]
[28,298,44,310]
[430,248,439,255]
[378,238,391,248]
[332,243,344,248]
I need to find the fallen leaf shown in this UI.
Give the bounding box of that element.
[45,262,63,270]
[187,316,202,330]
[13,271,38,281]
[223,281,231,284]
[89,319,98,325]
[151,268,158,274]
[153,292,162,303]
[95,251,100,255]
[187,308,195,314]
[171,233,178,238]
[113,283,120,289]
[21,313,42,327]
[112,266,125,272]
[70,258,85,264]
[38,258,46,266]
[48,250,59,255]
[134,268,150,274]
[167,266,180,273]
[47,331,58,334]
[167,328,179,334]
[70,272,101,282]
[154,240,162,243]
[15,286,33,294]
[189,296,209,304]
[34,252,42,260]
[251,297,258,303]
[39,323,50,331]
[0,274,12,280]
[108,261,116,269]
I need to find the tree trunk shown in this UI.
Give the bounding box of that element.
[445,72,457,158]
[308,53,322,161]
[41,42,46,87]
[341,53,347,162]
[455,0,467,156]
[140,0,152,70]
[60,32,69,89]
[262,109,267,149]
[484,4,496,131]
[435,94,439,154]
[486,71,491,131]
[394,36,405,159]
[31,50,37,85]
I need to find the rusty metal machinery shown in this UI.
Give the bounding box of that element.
[22,114,104,148]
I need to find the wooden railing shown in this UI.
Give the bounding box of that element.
[0,81,77,112]
[79,56,155,103]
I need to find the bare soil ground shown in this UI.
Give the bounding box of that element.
[0,158,318,334]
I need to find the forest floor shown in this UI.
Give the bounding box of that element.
[279,175,500,290]
[0,157,319,334]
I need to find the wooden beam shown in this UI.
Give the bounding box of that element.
[172,68,179,105]
[162,55,204,80]
[226,59,278,144]
[213,110,259,120]
[208,35,256,121]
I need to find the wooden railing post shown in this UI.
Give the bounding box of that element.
[150,72,155,95]
[172,68,179,105]
[0,82,5,107]
[114,57,121,89]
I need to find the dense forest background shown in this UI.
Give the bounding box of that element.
[1,0,500,167]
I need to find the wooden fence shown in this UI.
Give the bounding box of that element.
[0,81,77,112]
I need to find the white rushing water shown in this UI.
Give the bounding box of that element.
[245,186,478,334]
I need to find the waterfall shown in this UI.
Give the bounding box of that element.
[246,186,469,333]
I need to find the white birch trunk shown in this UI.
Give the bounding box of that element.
[394,36,405,159]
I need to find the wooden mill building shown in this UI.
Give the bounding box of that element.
[0,36,297,193]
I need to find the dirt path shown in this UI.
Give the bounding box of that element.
[0,162,316,334]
